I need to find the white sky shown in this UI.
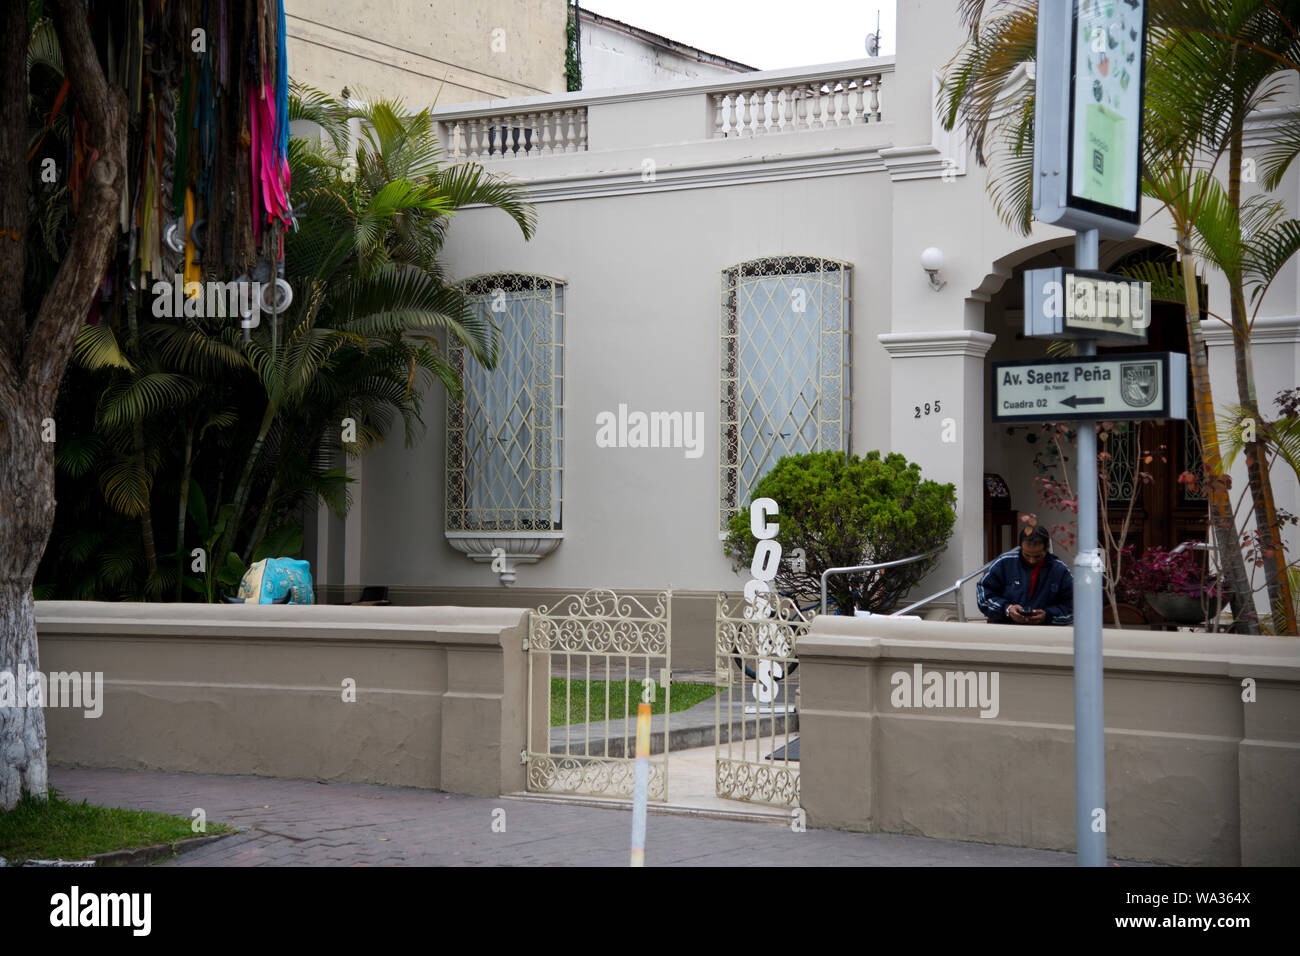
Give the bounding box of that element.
[578,0,898,70]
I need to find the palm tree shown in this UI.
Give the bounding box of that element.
[211,86,539,567]
[37,86,539,601]
[940,0,1300,632]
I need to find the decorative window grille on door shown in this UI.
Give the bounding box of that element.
[719,256,852,531]
[446,274,564,531]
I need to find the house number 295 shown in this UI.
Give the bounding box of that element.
[914,400,941,418]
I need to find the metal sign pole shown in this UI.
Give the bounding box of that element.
[1072,227,1106,866]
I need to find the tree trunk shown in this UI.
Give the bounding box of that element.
[0,406,53,808]
[243,471,282,565]
[218,403,276,562]
[175,419,195,601]
[0,0,128,808]
[1179,237,1258,632]
[1227,129,1297,634]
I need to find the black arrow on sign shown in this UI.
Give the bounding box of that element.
[1060,395,1105,408]
[1073,312,1125,327]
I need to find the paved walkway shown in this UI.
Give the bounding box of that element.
[48,767,1089,866]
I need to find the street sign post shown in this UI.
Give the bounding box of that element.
[1024,267,1151,343]
[1032,0,1149,869]
[992,352,1186,423]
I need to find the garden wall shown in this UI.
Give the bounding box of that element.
[798,615,1300,865]
[34,601,531,796]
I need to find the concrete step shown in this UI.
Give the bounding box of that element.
[546,693,799,757]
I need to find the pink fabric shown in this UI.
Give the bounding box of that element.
[249,69,291,246]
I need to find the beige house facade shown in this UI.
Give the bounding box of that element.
[285,0,569,105]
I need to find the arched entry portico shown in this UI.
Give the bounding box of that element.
[977,239,1206,569]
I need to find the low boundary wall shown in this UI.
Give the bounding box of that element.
[798,615,1300,866]
[34,601,530,796]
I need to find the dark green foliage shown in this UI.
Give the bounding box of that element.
[722,451,957,614]
[565,6,582,92]
[33,85,536,601]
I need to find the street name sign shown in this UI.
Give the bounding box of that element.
[1032,0,1148,237]
[1024,267,1150,344]
[991,351,1186,423]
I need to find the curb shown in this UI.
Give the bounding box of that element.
[93,831,237,867]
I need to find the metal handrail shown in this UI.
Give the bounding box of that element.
[891,558,998,622]
[820,547,947,615]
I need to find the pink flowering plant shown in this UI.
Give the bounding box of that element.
[1117,544,1226,604]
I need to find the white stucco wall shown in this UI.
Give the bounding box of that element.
[579,16,753,91]
[320,0,1300,630]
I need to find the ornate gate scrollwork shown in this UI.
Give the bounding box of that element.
[715,591,810,806]
[526,588,671,801]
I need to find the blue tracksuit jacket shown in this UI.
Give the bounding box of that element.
[976,549,1074,625]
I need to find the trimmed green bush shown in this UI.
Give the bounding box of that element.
[723,451,957,613]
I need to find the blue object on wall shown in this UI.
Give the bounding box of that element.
[236,558,315,604]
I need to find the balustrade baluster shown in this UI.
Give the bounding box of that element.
[467,120,480,159]
[740,91,754,137]
[758,89,772,136]
[712,93,724,137]
[491,116,505,156]
[778,85,794,133]
[795,85,806,131]
[576,108,587,150]
[871,74,882,121]
[853,79,865,125]
[564,109,577,152]
[522,114,536,155]
[540,112,552,155]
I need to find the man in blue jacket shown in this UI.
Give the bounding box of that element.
[976,525,1073,625]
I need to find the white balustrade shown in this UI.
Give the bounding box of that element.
[709,72,884,137]
[431,62,890,158]
[436,106,591,161]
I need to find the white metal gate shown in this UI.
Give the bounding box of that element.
[525,588,671,800]
[714,591,810,806]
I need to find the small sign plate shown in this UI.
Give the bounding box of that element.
[992,352,1186,422]
[1024,267,1150,343]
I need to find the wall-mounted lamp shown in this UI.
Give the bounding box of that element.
[921,247,946,291]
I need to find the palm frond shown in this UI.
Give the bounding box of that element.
[431,163,538,241]
[97,372,201,431]
[73,322,134,372]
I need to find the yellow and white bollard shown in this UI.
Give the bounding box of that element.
[630,700,651,867]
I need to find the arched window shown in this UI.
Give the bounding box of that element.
[719,255,852,530]
[446,274,564,531]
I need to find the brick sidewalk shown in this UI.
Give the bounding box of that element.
[45,767,1093,866]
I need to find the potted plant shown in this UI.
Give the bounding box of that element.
[1118,543,1228,626]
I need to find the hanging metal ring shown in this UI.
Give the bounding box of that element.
[189,217,207,251]
[162,218,186,253]
[260,277,293,313]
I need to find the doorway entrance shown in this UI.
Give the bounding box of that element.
[1096,297,1208,554]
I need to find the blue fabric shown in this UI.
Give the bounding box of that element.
[240,558,315,605]
[976,549,1073,625]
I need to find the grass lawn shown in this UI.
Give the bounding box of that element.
[0,790,232,864]
[550,679,717,727]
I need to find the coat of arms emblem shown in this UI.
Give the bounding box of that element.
[1120,361,1158,407]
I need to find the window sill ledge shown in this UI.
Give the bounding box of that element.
[444,532,564,585]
